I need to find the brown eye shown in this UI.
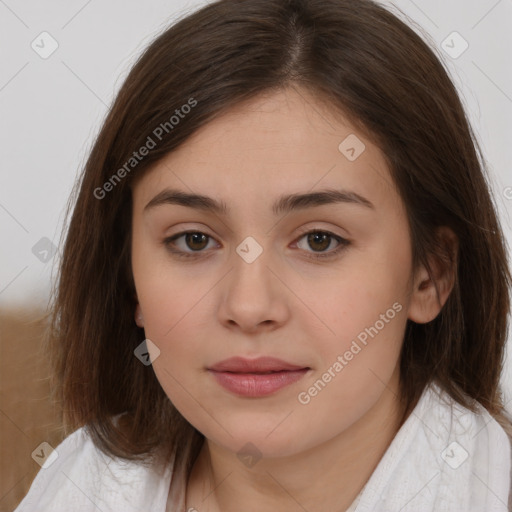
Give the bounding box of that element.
[295,230,350,260]
[306,232,332,252]
[297,231,340,253]
[164,229,350,261]
[183,232,209,251]
[163,231,216,258]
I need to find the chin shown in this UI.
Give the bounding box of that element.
[203,421,312,460]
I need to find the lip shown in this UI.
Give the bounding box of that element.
[208,357,310,397]
[209,356,307,373]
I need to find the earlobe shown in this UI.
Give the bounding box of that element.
[135,303,144,327]
[407,227,459,324]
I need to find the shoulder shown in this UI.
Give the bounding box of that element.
[14,425,174,512]
[413,382,512,470]
[420,382,512,448]
[419,383,511,505]
[356,382,511,510]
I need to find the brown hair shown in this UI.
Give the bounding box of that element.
[46,0,512,476]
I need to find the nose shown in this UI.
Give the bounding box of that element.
[217,243,290,334]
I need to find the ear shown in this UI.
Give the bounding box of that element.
[135,303,145,328]
[408,226,459,324]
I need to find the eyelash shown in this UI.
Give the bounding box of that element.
[162,229,350,261]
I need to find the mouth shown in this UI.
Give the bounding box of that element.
[207,356,310,397]
[208,356,309,373]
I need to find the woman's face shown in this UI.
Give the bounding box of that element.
[131,86,421,458]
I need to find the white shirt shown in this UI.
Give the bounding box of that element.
[14,382,511,511]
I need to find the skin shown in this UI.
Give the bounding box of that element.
[130,85,458,512]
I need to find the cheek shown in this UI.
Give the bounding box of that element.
[295,239,409,405]
[292,304,406,451]
[132,238,202,337]
[141,292,211,425]
[133,259,214,376]
[299,252,408,355]
[300,299,406,401]
[138,279,205,365]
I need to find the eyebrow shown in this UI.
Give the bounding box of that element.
[144,187,375,216]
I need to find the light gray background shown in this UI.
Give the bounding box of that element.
[1,0,511,406]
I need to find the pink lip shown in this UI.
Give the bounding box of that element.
[209,356,307,373]
[208,357,310,397]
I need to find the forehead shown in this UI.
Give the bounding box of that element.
[133,87,397,215]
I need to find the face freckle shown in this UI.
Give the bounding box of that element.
[130,86,417,458]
